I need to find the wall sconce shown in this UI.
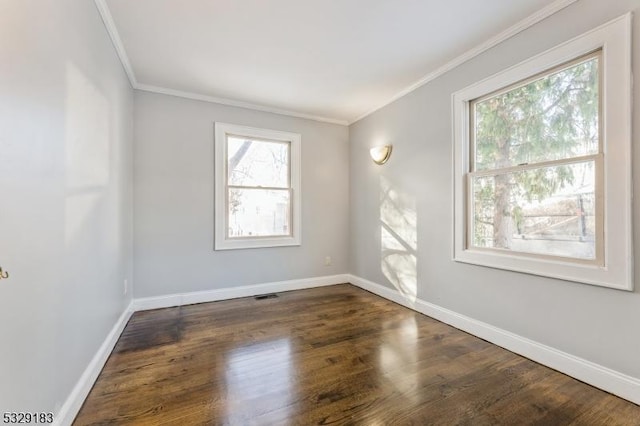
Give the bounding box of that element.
[370,145,392,165]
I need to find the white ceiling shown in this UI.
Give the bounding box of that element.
[102,0,572,124]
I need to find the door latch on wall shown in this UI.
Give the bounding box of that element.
[0,266,9,280]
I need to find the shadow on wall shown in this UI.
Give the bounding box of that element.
[380,176,417,302]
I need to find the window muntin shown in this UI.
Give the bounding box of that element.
[467,52,603,264]
[215,123,301,250]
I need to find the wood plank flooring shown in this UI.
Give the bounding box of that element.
[74,284,640,425]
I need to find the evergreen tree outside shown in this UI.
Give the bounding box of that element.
[470,52,599,259]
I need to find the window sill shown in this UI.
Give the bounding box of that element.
[453,248,632,291]
[215,235,301,251]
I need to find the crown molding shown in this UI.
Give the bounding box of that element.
[349,0,579,124]
[95,0,578,127]
[135,83,349,126]
[93,0,347,125]
[94,0,137,87]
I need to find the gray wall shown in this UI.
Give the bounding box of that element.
[133,91,349,297]
[349,0,640,379]
[0,0,133,413]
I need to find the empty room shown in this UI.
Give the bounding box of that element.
[2,0,640,424]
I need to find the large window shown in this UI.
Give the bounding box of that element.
[470,52,602,263]
[453,15,632,290]
[215,123,301,250]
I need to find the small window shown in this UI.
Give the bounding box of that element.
[453,15,632,290]
[215,123,301,250]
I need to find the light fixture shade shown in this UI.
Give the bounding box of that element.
[370,145,392,165]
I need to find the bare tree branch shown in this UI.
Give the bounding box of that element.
[229,140,253,171]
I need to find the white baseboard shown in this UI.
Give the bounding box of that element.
[55,274,349,424]
[57,272,638,426]
[133,274,351,311]
[347,274,640,405]
[54,301,135,426]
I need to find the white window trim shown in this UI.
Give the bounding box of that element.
[214,122,302,250]
[452,14,633,291]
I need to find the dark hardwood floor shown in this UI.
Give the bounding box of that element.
[74,284,640,425]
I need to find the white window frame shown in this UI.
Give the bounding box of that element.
[214,122,301,250]
[452,14,632,291]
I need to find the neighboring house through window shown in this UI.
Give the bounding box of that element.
[215,122,301,250]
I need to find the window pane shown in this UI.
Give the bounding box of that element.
[474,55,599,171]
[472,161,596,260]
[228,188,290,238]
[228,137,289,187]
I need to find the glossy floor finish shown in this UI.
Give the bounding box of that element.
[74,284,640,425]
